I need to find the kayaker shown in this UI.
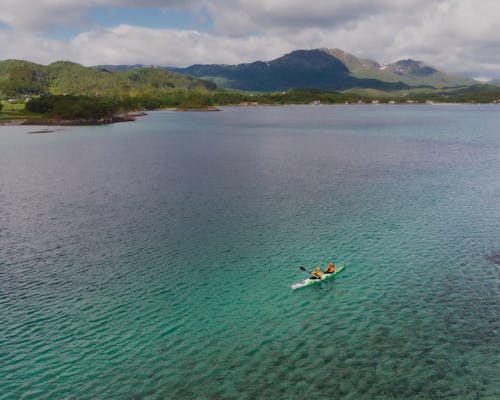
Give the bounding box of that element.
[324,262,335,274]
[311,267,324,280]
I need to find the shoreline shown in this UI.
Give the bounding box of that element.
[0,103,497,127]
[172,107,220,112]
[0,111,146,127]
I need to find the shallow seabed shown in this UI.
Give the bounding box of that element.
[1,105,499,399]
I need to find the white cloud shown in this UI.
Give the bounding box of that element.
[0,25,292,67]
[71,25,294,66]
[204,0,419,36]
[1,0,500,78]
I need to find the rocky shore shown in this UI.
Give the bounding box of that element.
[0,112,146,127]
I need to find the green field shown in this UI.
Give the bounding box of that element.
[0,101,43,121]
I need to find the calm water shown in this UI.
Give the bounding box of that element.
[1,105,499,399]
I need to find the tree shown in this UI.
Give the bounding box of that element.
[26,95,118,120]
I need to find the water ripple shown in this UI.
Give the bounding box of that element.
[1,106,499,399]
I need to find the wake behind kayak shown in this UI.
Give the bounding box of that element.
[291,264,346,290]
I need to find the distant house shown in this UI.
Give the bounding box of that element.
[239,102,259,107]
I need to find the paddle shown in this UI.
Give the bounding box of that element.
[300,266,321,279]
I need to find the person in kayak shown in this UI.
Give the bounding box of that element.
[311,267,324,280]
[324,262,335,274]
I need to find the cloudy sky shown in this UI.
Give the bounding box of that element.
[1,0,500,79]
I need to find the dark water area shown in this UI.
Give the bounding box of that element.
[1,105,499,399]
[485,251,500,265]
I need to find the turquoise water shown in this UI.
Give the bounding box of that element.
[1,105,499,399]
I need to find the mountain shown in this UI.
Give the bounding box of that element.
[323,48,474,88]
[169,49,410,92]
[0,48,478,98]
[169,48,475,92]
[0,60,215,98]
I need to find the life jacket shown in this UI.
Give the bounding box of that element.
[312,268,323,279]
[325,263,335,273]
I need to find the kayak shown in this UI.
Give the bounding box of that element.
[291,265,346,290]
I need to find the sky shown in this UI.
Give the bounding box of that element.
[1,0,500,80]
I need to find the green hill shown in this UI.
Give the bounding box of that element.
[0,59,215,98]
[0,60,49,96]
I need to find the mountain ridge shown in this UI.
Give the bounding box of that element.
[168,49,413,92]
[114,48,474,92]
[321,48,474,88]
[0,48,478,98]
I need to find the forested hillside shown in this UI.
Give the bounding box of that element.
[0,60,215,98]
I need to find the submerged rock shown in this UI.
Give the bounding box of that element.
[20,112,146,126]
[485,251,500,265]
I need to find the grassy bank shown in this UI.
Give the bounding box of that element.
[0,101,43,121]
